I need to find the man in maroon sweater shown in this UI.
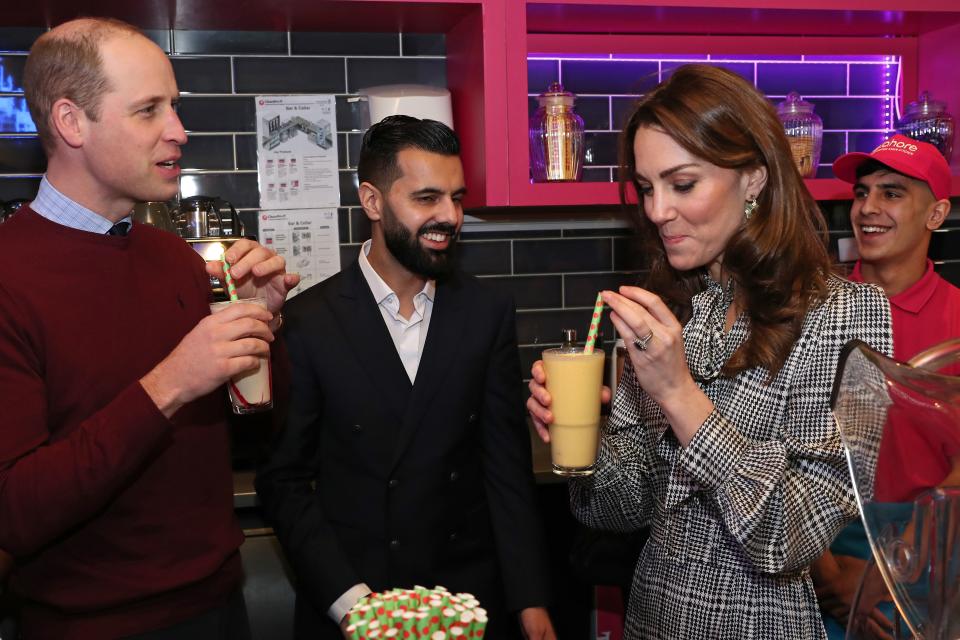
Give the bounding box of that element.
[0,17,298,639]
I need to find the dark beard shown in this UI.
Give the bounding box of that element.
[382,204,458,280]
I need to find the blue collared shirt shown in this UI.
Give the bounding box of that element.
[31,176,134,233]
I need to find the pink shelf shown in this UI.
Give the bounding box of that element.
[510,181,623,208]
[509,177,960,207]
[505,2,960,207]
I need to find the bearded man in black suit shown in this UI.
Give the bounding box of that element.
[256,116,554,640]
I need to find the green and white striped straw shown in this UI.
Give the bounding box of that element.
[583,292,604,354]
[221,252,239,302]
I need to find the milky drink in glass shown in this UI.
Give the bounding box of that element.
[543,347,605,476]
[209,296,273,414]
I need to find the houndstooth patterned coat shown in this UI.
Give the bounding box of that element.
[571,274,892,640]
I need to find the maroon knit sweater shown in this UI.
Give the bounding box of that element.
[0,208,243,639]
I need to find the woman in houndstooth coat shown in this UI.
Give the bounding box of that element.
[528,65,892,639]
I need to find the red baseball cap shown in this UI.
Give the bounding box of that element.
[833,134,952,201]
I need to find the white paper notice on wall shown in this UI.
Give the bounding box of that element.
[258,209,341,298]
[255,95,340,210]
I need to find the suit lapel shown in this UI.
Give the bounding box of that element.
[332,261,412,424]
[390,277,465,469]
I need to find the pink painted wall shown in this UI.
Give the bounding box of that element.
[919,21,960,172]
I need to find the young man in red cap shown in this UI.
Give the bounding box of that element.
[835,134,957,329]
[813,134,960,639]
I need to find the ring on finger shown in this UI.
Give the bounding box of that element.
[633,331,654,351]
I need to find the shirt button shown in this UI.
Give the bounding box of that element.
[449,471,459,482]
[467,413,478,423]
[352,424,363,433]
[448,532,458,542]
[388,478,399,489]
[389,539,401,551]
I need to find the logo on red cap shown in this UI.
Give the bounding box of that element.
[873,137,919,155]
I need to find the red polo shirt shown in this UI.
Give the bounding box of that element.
[851,260,960,502]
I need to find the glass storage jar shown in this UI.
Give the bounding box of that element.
[529,82,584,182]
[777,91,823,179]
[896,91,954,163]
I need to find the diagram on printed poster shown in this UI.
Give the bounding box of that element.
[258,209,341,297]
[255,95,340,209]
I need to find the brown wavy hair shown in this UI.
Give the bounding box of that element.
[618,64,831,378]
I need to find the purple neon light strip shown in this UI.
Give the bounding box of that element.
[528,53,901,159]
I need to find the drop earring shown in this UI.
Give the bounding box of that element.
[744,196,758,220]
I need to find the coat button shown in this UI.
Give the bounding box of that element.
[468,413,478,423]
[448,532,458,542]
[449,471,459,482]
[388,478,399,489]
[389,539,401,551]
[352,424,362,433]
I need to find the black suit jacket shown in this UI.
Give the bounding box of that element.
[256,261,550,639]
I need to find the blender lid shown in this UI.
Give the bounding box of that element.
[538,82,576,107]
[777,91,815,114]
[904,91,947,116]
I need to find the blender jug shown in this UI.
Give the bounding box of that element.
[832,339,960,639]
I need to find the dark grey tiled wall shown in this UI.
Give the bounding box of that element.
[0,28,447,207]
[1,29,958,381]
[0,27,644,378]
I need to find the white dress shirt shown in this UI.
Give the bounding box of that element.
[327,240,436,624]
[357,239,435,384]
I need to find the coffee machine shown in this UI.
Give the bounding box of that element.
[169,196,248,300]
[171,196,244,241]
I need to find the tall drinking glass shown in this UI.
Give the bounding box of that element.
[209,296,273,414]
[543,348,605,477]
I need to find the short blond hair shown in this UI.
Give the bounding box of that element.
[24,17,144,154]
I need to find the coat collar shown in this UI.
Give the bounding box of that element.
[335,260,412,424]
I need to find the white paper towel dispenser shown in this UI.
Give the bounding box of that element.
[359,84,454,130]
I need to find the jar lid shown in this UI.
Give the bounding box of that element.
[538,82,576,108]
[777,91,815,115]
[904,91,947,116]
